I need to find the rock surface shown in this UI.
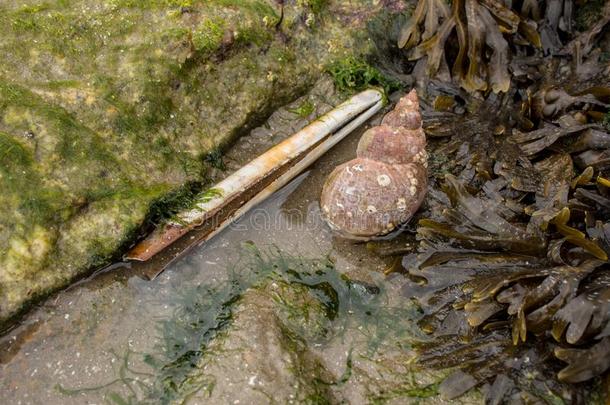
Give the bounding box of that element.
[0,0,391,326]
[0,83,481,404]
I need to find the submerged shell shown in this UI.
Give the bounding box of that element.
[321,159,427,239]
[320,89,428,240]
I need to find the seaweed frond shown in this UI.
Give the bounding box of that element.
[397,0,598,93]
[398,82,610,401]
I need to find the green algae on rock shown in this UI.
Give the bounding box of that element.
[327,56,402,96]
[0,0,389,328]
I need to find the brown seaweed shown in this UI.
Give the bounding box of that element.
[561,1,610,57]
[398,0,545,93]
[512,123,599,155]
[555,337,610,383]
[403,170,610,398]
[399,0,610,94]
[389,9,610,396]
[398,86,610,399]
[575,149,610,171]
[530,87,610,120]
[418,331,574,401]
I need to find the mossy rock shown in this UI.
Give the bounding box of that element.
[0,0,392,328]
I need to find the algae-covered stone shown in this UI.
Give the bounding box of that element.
[184,283,337,404]
[0,0,386,327]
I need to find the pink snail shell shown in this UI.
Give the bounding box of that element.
[320,89,428,240]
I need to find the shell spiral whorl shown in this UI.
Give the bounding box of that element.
[320,89,428,240]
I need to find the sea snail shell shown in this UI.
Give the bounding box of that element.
[320,89,428,240]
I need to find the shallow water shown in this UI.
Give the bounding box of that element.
[0,82,480,404]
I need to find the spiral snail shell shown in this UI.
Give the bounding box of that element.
[320,89,428,240]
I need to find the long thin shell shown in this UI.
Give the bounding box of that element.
[127,89,384,261]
